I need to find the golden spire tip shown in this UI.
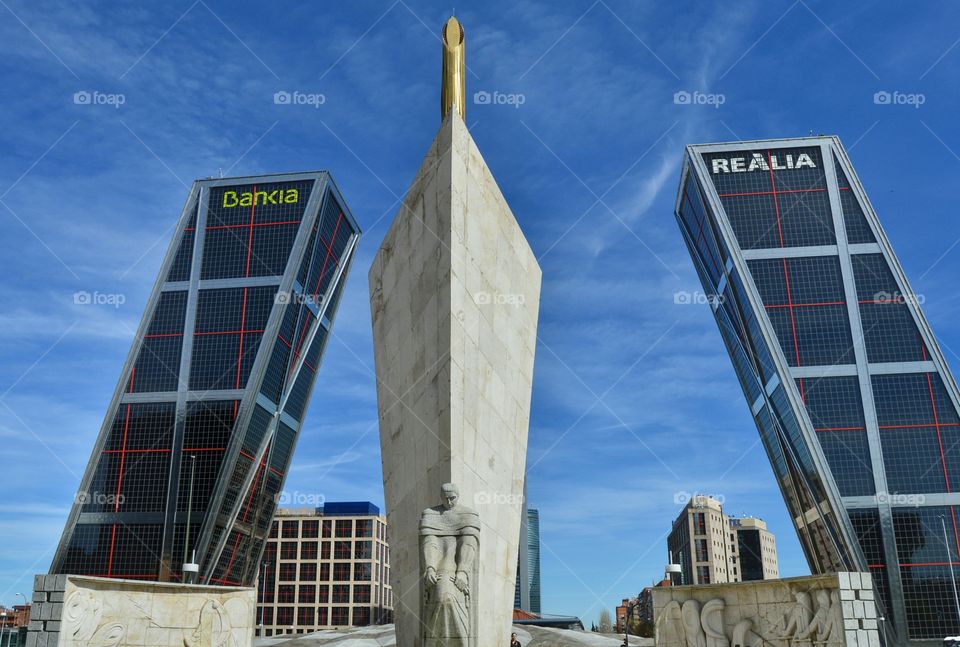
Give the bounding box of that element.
[441,16,466,122]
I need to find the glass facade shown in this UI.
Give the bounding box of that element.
[51,172,360,587]
[675,138,960,645]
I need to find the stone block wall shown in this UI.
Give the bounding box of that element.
[652,573,880,647]
[26,574,255,647]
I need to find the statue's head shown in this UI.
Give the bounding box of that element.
[441,483,459,509]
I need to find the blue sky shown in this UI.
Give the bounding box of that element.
[2,0,960,626]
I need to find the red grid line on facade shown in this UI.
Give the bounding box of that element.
[782,258,801,366]
[766,301,846,310]
[288,315,313,381]
[220,455,268,583]
[311,212,344,299]
[239,449,283,477]
[236,288,249,389]
[107,367,137,577]
[763,151,802,367]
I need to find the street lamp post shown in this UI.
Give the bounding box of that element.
[259,561,269,637]
[1,610,7,647]
[941,515,960,627]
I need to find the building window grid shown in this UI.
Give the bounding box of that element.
[259,514,391,632]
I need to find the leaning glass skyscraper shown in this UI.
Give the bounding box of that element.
[50,172,359,587]
[675,137,960,645]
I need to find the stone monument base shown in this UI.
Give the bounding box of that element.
[28,574,255,647]
[653,572,880,647]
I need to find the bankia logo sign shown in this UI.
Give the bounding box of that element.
[710,152,817,174]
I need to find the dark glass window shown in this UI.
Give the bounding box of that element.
[798,376,874,496]
[354,541,372,560]
[300,541,317,560]
[748,256,853,367]
[299,563,317,581]
[331,607,349,626]
[280,542,298,560]
[333,563,351,581]
[297,606,315,626]
[332,584,350,603]
[833,156,876,244]
[298,584,315,603]
[334,541,351,559]
[278,563,297,582]
[276,607,293,626]
[852,254,928,363]
[277,585,295,602]
[354,563,371,581]
[353,607,370,627]
[302,520,319,538]
[335,520,352,537]
[355,519,373,538]
[353,585,371,603]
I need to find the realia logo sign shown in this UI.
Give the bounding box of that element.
[710,152,816,174]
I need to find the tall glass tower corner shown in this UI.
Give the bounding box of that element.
[50,171,360,588]
[675,137,960,645]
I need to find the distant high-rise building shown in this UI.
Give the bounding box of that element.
[675,136,960,645]
[256,503,392,637]
[514,506,541,613]
[729,517,778,581]
[667,496,778,585]
[49,173,360,586]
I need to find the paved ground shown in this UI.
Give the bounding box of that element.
[253,624,653,646]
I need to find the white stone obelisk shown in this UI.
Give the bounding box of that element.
[368,18,541,647]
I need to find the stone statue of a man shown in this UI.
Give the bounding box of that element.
[419,483,480,647]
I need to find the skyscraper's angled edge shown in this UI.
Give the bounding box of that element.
[50,171,360,589]
[675,136,960,646]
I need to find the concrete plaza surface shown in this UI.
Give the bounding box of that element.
[254,625,649,646]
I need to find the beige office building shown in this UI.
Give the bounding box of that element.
[257,503,392,637]
[667,495,777,585]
